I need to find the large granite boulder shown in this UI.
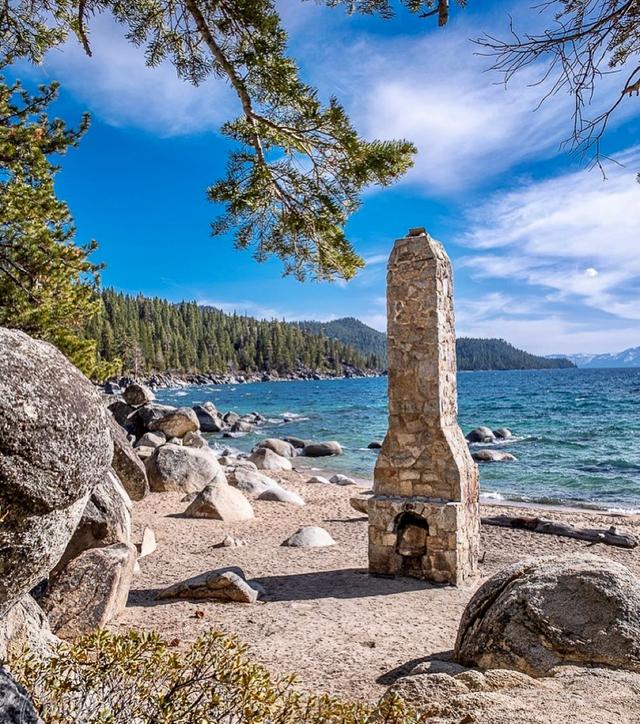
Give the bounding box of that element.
[0,668,41,724]
[157,567,261,604]
[254,438,296,458]
[122,382,154,407]
[230,468,280,496]
[465,426,496,443]
[0,594,59,661]
[302,441,343,457]
[183,483,254,521]
[128,402,176,435]
[149,407,199,438]
[41,543,136,639]
[248,447,292,471]
[53,470,132,574]
[455,554,640,676]
[0,328,113,618]
[107,413,149,500]
[193,402,224,432]
[146,444,224,493]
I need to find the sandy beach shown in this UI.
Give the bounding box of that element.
[111,463,640,702]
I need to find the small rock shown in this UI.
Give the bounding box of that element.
[123,383,155,407]
[306,475,332,485]
[231,420,254,433]
[137,527,157,558]
[282,526,335,548]
[184,482,254,522]
[249,447,293,471]
[223,411,241,427]
[368,440,383,449]
[330,473,357,486]
[156,567,260,604]
[222,535,246,548]
[257,487,305,506]
[472,450,517,463]
[135,445,155,460]
[303,441,343,457]
[494,427,514,439]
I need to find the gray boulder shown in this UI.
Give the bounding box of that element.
[455,554,640,676]
[257,487,305,506]
[223,411,241,427]
[122,382,155,407]
[494,427,514,439]
[465,426,496,443]
[230,468,280,496]
[146,444,225,493]
[0,328,112,618]
[306,475,332,485]
[135,431,166,448]
[184,482,254,522]
[254,438,296,458]
[329,473,357,486]
[107,413,149,500]
[157,566,261,603]
[283,436,306,449]
[149,407,199,438]
[193,403,224,432]
[302,441,343,457]
[107,399,136,433]
[282,526,335,547]
[53,470,132,574]
[368,440,383,449]
[249,447,293,471]
[129,403,177,434]
[472,449,518,463]
[41,542,136,639]
[0,668,41,724]
[231,419,254,433]
[183,430,209,449]
[0,594,59,662]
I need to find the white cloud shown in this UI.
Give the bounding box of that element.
[25,15,233,136]
[458,147,640,319]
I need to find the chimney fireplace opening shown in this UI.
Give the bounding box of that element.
[395,511,429,563]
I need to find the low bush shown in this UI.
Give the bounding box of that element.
[10,628,420,723]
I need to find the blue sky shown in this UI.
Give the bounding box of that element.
[14,0,640,355]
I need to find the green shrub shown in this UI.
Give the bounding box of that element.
[10,628,420,723]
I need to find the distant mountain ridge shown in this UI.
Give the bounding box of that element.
[551,347,640,368]
[299,318,575,371]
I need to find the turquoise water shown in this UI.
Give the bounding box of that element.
[157,368,640,513]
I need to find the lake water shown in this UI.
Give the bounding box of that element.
[156,368,640,514]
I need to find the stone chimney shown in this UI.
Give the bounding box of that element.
[368,228,479,585]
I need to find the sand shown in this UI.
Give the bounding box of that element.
[111,464,640,702]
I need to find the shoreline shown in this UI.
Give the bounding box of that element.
[291,461,640,519]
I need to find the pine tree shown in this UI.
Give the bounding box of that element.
[0,76,115,378]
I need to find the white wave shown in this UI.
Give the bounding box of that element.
[480,491,505,501]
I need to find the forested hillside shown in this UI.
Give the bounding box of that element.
[84,290,383,376]
[297,318,387,364]
[456,338,575,370]
[295,320,574,371]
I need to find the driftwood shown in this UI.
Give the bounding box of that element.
[481,515,638,549]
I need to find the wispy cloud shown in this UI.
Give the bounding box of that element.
[458,147,640,319]
[23,15,233,136]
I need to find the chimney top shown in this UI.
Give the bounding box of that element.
[407,227,427,237]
